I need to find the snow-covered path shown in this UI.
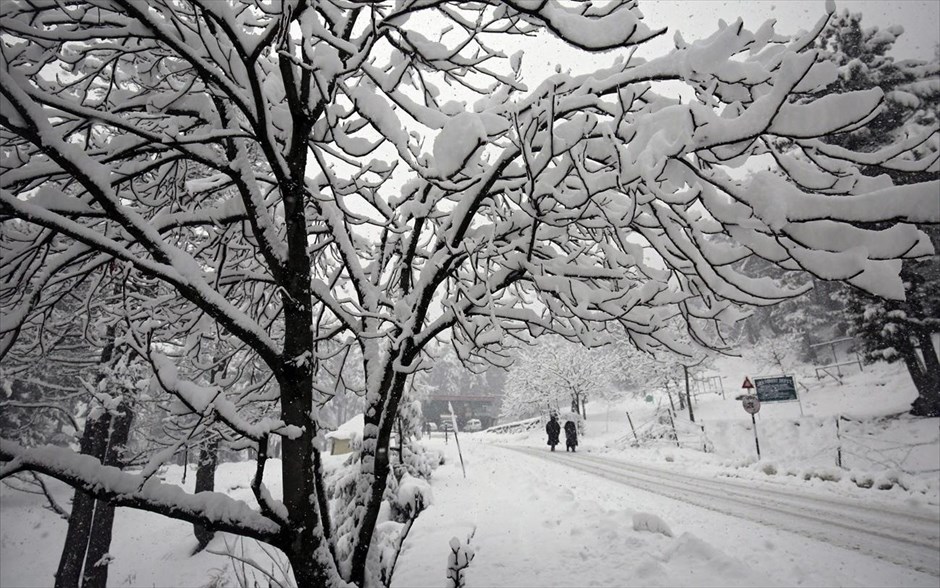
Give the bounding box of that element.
[505,445,940,577]
[3,431,938,587]
[392,435,939,587]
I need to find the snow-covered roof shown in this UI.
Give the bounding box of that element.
[325,413,364,440]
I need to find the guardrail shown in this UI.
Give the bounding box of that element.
[484,417,542,434]
[814,359,864,383]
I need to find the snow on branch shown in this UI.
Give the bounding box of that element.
[0,440,283,543]
[501,0,666,51]
[150,353,302,443]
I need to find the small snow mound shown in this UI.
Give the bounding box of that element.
[632,512,673,537]
[557,487,575,502]
[661,533,740,574]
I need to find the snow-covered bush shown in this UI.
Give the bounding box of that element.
[400,442,443,482]
[327,441,439,580]
[445,528,476,588]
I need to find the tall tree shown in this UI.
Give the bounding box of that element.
[1,2,938,586]
[811,10,940,415]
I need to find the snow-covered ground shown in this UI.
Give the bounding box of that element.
[2,359,938,587]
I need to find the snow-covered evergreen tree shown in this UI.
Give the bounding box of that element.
[811,11,940,415]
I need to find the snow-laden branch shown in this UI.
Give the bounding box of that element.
[150,352,303,443]
[0,440,284,544]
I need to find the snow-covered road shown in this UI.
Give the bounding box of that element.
[505,445,940,578]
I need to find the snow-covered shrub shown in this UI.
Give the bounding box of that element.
[852,473,875,489]
[802,467,842,483]
[762,463,778,476]
[445,528,476,588]
[327,439,439,579]
[872,469,906,491]
[198,570,229,588]
[632,513,674,538]
[400,441,443,482]
[208,536,294,588]
[386,470,433,523]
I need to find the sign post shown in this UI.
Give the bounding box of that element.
[448,402,466,478]
[626,411,639,444]
[754,376,803,416]
[741,378,761,459]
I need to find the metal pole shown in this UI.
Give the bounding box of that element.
[626,411,638,444]
[751,413,761,459]
[835,416,843,468]
[448,403,466,478]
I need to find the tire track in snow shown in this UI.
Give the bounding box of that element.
[503,445,940,577]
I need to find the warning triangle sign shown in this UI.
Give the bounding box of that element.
[742,377,754,389]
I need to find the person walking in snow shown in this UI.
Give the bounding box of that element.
[546,413,561,451]
[564,419,578,452]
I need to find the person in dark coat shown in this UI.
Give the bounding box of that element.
[564,419,578,452]
[546,414,561,451]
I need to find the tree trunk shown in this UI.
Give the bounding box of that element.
[280,321,335,587]
[917,331,940,387]
[192,437,219,552]
[910,332,940,417]
[677,373,686,410]
[276,175,338,586]
[55,412,111,588]
[82,401,134,588]
[350,362,409,587]
[684,365,695,423]
[55,330,117,588]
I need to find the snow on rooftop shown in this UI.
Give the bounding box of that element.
[325,413,364,440]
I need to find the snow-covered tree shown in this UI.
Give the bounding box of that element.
[412,343,505,401]
[1,2,938,586]
[746,328,803,376]
[810,11,940,415]
[733,11,940,350]
[502,337,622,421]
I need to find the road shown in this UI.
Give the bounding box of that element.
[504,445,940,578]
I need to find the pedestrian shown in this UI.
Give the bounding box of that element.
[564,419,578,452]
[546,413,560,451]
